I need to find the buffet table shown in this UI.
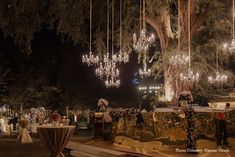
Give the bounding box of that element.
[37,126,75,157]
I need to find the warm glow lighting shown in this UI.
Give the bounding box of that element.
[208,72,228,84]
[222,0,235,54]
[133,0,154,78]
[82,0,99,66]
[133,29,155,53]
[180,69,200,82]
[169,54,189,66]
[139,67,151,78]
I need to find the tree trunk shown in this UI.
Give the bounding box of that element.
[146,0,208,101]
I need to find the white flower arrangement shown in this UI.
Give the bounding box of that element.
[97,98,108,107]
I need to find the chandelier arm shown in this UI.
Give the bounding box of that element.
[89,0,92,52]
[188,0,191,69]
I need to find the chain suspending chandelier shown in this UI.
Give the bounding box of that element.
[180,0,199,82]
[222,0,235,53]
[95,0,120,87]
[169,0,189,67]
[82,0,99,66]
[133,0,155,78]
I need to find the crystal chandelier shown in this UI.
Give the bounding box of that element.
[133,0,155,78]
[180,0,200,82]
[208,44,228,84]
[208,72,228,84]
[169,0,189,67]
[113,0,129,64]
[82,52,99,66]
[222,0,235,54]
[133,29,155,53]
[95,56,120,78]
[169,54,189,66]
[180,69,199,82]
[112,51,129,63]
[82,0,99,66]
[105,75,120,87]
[95,0,121,88]
[139,67,151,78]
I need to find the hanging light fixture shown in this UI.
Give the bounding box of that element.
[133,0,155,53]
[169,0,189,67]
[95,0,120,87]
[208,45,228,84]
[180,0,199,82]
[82,0,99,66]
[222,0,235,53]
[133,0,155,78]
[112,0,129,63]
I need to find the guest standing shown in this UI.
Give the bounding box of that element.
[215,103,230,147]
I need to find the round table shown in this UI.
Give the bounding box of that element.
[37,126,75,157]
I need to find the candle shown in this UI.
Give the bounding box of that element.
[74,115,77,122]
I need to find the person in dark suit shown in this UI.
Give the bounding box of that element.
[215,103,230,147]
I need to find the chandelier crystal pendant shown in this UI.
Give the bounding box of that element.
[222,0,235,54]
[169,0,189,67]
[82,0,99,66]
[139,51,151,78]
[179,0,200,82]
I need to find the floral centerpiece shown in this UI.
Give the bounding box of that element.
[178,91,193,107]
[97,98,108,112]
[50,112,61,126]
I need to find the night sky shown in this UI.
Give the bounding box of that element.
[0,29,158,109]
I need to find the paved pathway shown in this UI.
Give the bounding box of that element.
[0,138,72,157]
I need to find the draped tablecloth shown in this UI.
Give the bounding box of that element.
[37,126,75,157]
[17,119,33,143]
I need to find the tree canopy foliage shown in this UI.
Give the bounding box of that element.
[0,0,234,104]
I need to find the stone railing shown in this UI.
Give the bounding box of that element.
[113,111,235,143]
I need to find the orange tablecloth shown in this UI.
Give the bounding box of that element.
[37,126,75,157]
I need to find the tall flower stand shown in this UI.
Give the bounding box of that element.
[183,105,197,153]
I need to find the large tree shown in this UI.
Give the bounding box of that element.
[0,0,234,102]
